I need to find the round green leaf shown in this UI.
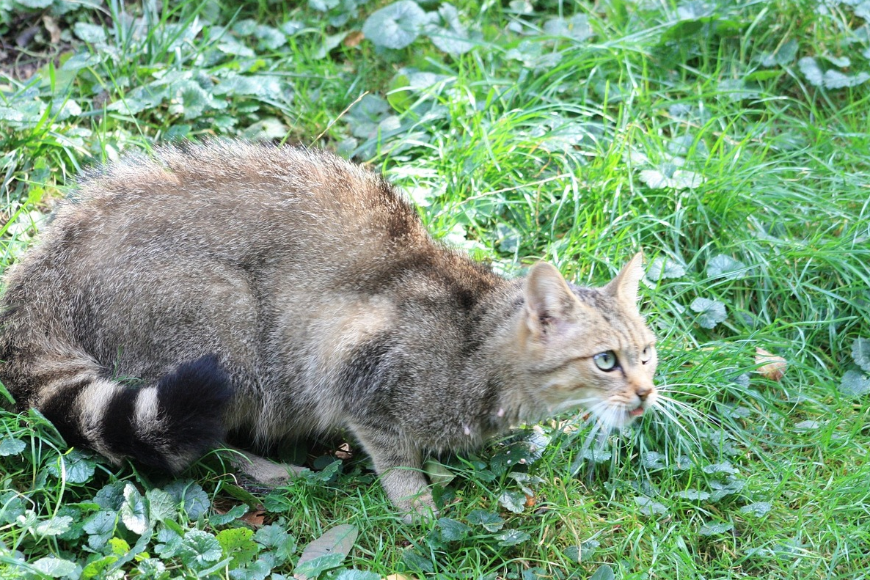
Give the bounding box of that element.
[641,451,666,469]
[740,502,772,517]
[165,480,210,520]
[146,488,179,524]
[706,254,746,280]
[543,14,593,41]
[699,521,734,536]
[851,338,870,373]
[0,437,26,456]
[437,517,471,542]
[73,22,106,44]
[703,462,738,475]
[120,483,149,534]
[589,564,615,580]
[495,529,530,546]
[46,449,97,484]
[634,496,668,516]
[674,489,711,501]
[216,527,259,567]
[179,529,223,569]
[467,509,505,532]
[426,3,476,55]
[647,256,686,281]
[498,490,527,514]
[31,557,77,578]
[362,1,428,49]
[16,0,54,8]
[34,515,73,537]
[690,297,727,329]
[334,571,381,580]
[839,370,870,398]
[639,165,704,190]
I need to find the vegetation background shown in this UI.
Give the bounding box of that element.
[1,0,869,578]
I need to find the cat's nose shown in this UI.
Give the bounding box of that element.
[636,384,653,400]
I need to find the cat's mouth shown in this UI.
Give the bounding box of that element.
[628,407,645,418]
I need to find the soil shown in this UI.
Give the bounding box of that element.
[0,12,73,81]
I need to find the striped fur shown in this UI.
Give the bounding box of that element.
[0,141,657,521]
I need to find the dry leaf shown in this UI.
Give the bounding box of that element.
[384,575,415,580]
[756,348,787,381]
[524,494,537,508]
[335,442,353,460]
[343,31,365,48]
[43,15,62,44]
[240,509,266,527]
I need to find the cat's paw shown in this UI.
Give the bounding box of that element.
[398,492,439,525]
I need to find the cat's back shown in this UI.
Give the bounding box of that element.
[31,141,428,272]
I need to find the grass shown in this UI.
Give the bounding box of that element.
[1,0,870,578]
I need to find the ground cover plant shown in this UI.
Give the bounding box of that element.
[1,0,869,578]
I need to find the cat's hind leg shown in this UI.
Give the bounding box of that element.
[227,447,305,486]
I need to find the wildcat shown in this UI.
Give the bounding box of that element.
[0,141,658,521]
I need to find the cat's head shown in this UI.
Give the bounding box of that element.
[516,253,658,430]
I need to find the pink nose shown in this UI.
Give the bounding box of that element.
[636,385,653,400]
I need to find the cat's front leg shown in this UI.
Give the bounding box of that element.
[349,423,437,524]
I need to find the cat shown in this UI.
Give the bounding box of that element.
[0,141,658,522]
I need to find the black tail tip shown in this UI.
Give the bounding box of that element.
[154,354,234,466]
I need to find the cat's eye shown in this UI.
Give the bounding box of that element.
[593,351,618,371]
[640,345,654,364]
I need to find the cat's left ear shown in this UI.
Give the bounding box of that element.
[523,262,581,336]
[603,252,644,308]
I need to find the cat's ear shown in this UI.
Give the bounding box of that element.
[523,262,580,336]
[603,252,644,308]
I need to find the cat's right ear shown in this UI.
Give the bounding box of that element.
[523,262,580,337]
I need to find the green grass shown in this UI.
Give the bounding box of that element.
[2,0,870,578]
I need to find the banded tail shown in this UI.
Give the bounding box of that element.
[6,351,232,473]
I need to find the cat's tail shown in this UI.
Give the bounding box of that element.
[3,348,233,473]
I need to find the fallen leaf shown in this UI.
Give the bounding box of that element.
[756,348,787,381]
[344,30,365,48]
[524,494,537,509]
[293,524,358,580]
[240,509,266,527]
[43,15,61,44]
[335,442,353,460]
[384,575,415,580]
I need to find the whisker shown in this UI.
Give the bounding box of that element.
[651,399,709,451]
[571,416,605,476]
[555,396,603,414]
[656,394,710,424]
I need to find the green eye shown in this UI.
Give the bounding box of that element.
[640,345,654,363]
[593,351,618,371]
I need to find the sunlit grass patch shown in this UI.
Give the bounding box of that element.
[1,0,869,578]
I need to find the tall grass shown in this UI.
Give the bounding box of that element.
[1,0,869,578]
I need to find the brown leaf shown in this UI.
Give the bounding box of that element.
[240,509,266,527]
[756,348,787,381]
[384,575,416,580]
[343,30,365,48]
[335,442,353,460]
[43,15,62,45]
